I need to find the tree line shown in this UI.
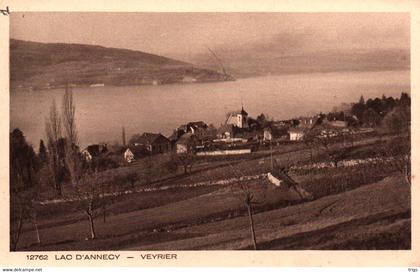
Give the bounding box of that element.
[351,92,410,130]
[10,88,109,250]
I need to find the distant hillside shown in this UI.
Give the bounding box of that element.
[10,39,233,91]
[194,48,410,78]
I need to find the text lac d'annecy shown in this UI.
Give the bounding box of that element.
[55,254,121,260]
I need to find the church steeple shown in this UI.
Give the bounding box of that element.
[240,105,248,116]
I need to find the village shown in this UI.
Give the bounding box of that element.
[80,105,374,167]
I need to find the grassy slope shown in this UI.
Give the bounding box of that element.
[19,181,297,250]
[15,135,409,250]
[133,175,410,250]
[10,39,228,90]
[18,173,408,250]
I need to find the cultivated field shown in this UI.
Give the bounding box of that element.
[14,135,411,250]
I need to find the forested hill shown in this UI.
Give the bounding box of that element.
[10,39,232,91]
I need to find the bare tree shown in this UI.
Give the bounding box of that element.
[228,162,267,250]
[175,152,196,175]
[232,181,259,250]
[303,127,322,163]
[303,137,316,163]
[31,199,41,245]
[10,198,24,250]
[165,153,179,175]
[10,184,42,250]
[76,169,104,240]
[143,156,153,183]
[125,172,139,189]
[101,182,107,223]
[10,188,27,251]
[62,88,82,187]
[45,100,64,196]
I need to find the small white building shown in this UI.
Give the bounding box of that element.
[176,143,188,154]
[81,149,93,162]
[124,148,135,163]
[289,128,305,141]
[175,133,195,154]
[263,128,273,141]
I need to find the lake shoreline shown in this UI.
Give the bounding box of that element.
[10,68,409,93]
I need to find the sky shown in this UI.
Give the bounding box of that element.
[10,12,410,61]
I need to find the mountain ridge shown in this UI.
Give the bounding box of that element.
[10,39,232,91]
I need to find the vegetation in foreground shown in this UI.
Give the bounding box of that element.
[11,133,410,250]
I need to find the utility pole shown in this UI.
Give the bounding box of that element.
[270,138,273,171]
[122,127,126,147]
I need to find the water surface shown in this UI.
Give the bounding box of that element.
[10,70,410,148]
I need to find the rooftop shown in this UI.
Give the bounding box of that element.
[131,132,168,145]
[227,106,248,116]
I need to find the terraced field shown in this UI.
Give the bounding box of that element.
[15,136,410,250]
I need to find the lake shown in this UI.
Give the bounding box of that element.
[10,70,410,148]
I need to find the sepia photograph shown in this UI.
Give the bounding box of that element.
[8,11,412,252]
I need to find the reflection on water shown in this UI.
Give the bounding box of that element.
[10,70,410,148]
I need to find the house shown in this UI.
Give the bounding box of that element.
[272,119,299,128]
[225,107,248,128]
[288,128,305,141]
[263,128,273,141]
[81,144,108,162]
[176,133,197,154]
[176,121,208,135]
[90,144,141,167]
[168,121,210,151]
[200,125,218,143]
[297,116,319,128]
[170,121,209,144]
[129,133,171,154]
[124,148,135,163]
[186,121,208,135]
[168,131,181,150]
[123,145,152,162]
[262,122,290,140]
[217,124,235,139]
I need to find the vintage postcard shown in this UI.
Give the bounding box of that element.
[0,0,419,267]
